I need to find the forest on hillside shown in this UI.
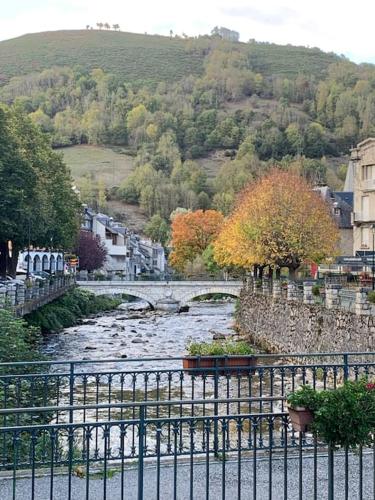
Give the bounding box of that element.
[1,37,375,227]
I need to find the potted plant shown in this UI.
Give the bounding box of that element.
[183,340,256,375]
[287,379,375,446]
[313,379,375,449]
[287,384,320,432]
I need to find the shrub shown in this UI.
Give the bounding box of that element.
[26,289,121,333]
[187,340,254,356]
[312,284,321,296]
[287,384,321,411]
[368,291,375,304]
[287,380,375,449]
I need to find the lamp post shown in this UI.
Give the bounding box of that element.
[49,237,53,274]
[26,218,31,279]
[372,224,375,291]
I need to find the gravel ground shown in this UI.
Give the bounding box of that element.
[0,452,373,500]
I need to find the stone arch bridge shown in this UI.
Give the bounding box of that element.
[77,280,243,311]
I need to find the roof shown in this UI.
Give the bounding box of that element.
[314,186,353,229]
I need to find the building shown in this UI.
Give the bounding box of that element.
[314,186,353,255]
[351,138,375,255]
[82,206,166,279]
[17,250,64,274]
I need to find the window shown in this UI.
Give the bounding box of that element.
[362,165,373,180]
[361,227,370,248]
[361,196,369,219]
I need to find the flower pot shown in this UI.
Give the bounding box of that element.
[182,356,257,376]
[288,406,314,433]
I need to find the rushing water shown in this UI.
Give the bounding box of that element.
[43,300,237,367]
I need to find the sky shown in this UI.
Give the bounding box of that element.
[1,0,374,64]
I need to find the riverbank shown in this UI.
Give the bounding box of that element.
[25,288,122,333]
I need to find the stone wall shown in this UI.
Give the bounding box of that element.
[237,281,375,354]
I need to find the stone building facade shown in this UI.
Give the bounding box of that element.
[351,138,375,254]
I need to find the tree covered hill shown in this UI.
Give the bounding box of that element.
[1,29,375,227]
[0,30,341,85]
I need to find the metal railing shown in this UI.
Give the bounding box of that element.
[1,353,375,499]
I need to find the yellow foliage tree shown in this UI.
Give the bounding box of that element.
[214,170,339,277]
[169,209,224,272]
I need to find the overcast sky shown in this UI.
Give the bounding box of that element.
[1,0,374,64]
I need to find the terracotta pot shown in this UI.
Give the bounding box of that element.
[288,406,314,433]
[182,356,257,376]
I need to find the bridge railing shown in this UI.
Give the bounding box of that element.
[0,395,373,499]
[1,353,375,498]
[77,271,243,282]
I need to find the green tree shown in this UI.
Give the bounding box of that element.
[144,214,170,246]
[0,105,81,276]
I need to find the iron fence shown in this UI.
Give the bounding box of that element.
[1,354,375,499]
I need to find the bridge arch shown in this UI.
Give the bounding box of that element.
[81,286,157,308]
[179,287,240,307]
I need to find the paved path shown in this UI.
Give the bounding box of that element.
[0,453,373,499]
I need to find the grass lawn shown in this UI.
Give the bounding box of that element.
[60,145,135,188]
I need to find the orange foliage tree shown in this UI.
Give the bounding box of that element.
[169,209,224,272]
[214,170,339,277]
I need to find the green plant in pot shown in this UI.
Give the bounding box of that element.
[287,379,375,447]
[313,379,375,449]
[287,384,321,432]
[184,340,255,374]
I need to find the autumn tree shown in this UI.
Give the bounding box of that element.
[214,170,339,278]
[75,230,107,272]
[169,209,224,272]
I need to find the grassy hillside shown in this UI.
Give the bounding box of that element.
[0,30,341,85]
[0,30,204,85]
[246,42,340,78]
[61,145,134,187]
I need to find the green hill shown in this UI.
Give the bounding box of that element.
[0,30,341,85]
[0,30,204,85]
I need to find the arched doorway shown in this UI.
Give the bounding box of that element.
[50,255,56,272]
[56,255,63,272]
[42,255,49,271]
[33,255,41,272]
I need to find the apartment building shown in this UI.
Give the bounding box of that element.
[351,138,375,255]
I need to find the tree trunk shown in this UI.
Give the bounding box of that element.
[259,266,264,280]
[253,265,258,279]
[0,241,7,278]
[289,266,298,280]
[7,248,19,278]
[268,266,273,280]
[276,267,281,280]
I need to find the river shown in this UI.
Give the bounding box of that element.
[43,300,237,367]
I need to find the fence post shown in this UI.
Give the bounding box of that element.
[138,405,145,500]
[328,444,334,500]
[287,281,298,302]
[325,284,342,309]
[303,281,314,305]
[68,362,75,499]
[213,359,219,457]
[343,353,349,381]
[272,280,281,299]
[355,288,370,316]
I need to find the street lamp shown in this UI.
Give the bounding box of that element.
[49,236,53,274]
[372,224,375,291]
[26,218,31,279]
